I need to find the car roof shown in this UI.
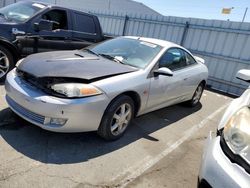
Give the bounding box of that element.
[124,36,181,49]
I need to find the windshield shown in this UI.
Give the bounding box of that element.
[0,2,45,22]
[89,38,162,68]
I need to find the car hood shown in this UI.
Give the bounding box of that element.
[17,50,138,81]
[218,87,250,130]
[0,16,18,24]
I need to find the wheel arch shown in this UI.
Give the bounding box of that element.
[120,91,141,117]
[97,90,142,140]
[0,38,20,63]
[106,91,141,117]
[200,80,206,87]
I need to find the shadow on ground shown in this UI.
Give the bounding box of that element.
[0,81,4,85]
[0,103,201,164]
[205,86,238,98]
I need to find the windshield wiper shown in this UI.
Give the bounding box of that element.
[83,49,99,56]
[99,53,124,64]
[74,52,84,58]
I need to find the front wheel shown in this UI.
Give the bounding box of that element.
[186,83,205,107]
[98,95,135,141]
[0,45,14,82]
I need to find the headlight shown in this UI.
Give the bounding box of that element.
[51,83,102,98]
[223,106,250,162]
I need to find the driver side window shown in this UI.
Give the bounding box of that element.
[41,9,68,30]
[159,48,187,71]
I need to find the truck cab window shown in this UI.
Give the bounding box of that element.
[42,9,68,30]
[73,13,96,33]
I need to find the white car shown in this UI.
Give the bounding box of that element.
[198,69,250,187]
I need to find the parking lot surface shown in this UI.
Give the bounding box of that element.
[0,83,232,188]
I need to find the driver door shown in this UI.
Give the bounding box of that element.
[146,48,188,112]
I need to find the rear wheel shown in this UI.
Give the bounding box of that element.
[186,83,205,107]
[98,95,134,141]
[0,45,14,82]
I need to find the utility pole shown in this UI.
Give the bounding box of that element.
[242,7,248,22]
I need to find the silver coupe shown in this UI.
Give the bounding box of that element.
[5,36,208,140]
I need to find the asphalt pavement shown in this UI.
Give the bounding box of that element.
[0,83,232,188]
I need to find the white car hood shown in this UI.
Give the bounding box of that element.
[218,87,250,130]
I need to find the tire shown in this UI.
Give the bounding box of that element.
[186,82,205,107]
[0,45,15,82]
[98,95,135,141]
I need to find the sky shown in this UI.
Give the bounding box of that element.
[135,0,250,22]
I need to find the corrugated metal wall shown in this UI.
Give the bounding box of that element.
[90,10,250,96]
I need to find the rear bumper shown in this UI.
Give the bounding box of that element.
[198,132,250,188]
[5,69,110,132]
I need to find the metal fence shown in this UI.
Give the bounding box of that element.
[88,10,250,96]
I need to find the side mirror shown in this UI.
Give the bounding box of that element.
[34,19,53,32]
[236,69,250,83]
[154,67,173,77]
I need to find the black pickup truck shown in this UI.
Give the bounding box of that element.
[0,1,107,80]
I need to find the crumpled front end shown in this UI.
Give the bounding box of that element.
[5,68,110,132]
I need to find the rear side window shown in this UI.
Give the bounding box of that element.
[73,13,96,34]
[185,52,197,65]
[159,48,187,71]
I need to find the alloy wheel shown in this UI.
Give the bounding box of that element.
[193,85,203,104]
[111,103,132,136]
[0,50,9,79]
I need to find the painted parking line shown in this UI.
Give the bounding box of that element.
[114,103,229,188]
[0,85,5,94]
[0,96,7,110]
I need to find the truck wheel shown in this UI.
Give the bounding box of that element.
[0,45,14,82]
[98,95,135,141]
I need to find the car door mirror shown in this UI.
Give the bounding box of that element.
[154,67,173,77]
[34,19,53,32]
[236,69,250,83]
